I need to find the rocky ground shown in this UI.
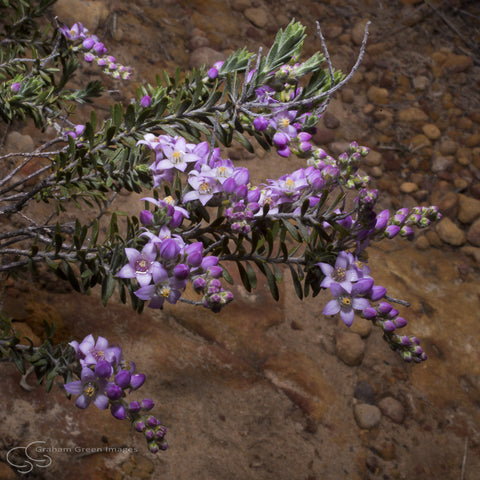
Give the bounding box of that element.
[1,0,480,479]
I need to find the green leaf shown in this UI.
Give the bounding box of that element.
[101,273,116,306]
[236,261,251,292]
[245,262,257,290]
[288,264,303,300]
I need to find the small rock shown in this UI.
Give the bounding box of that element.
[189,35,210,50]
[354,380,376,404]
[378,396,405,424]
[465,133,480,148]
[364,149,382,166]
[431,189,458,219]
[323,111,340,129]
[436,218,466,246]
[367,86,389,105]
[461,246,480,264]
[431,155,454,173]
[467,218,480,247]
[458,194,480,224]
[348,316,372,338]
[353,404,381,430]
[439,139,457,156]
[341,88,355,103]
[422,123,441,140]
[189,47,225,69]
[323,24,343,40]
[442,54,473,73]
[351,19,369,46]
[398,107,428,123]
[412,75,429,90]
[0,463,16,480]
[415,235,430,249]
[335,331,365,366]
[6,131,34,152]
[376,440,396,460]
[231,0,250,11]
[244,7,269,28]
[400,182,418,194]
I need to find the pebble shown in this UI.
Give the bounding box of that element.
[335,331,365,366]
[398,107,428,123]
[378,396,405,424]
[422,123,441,140]
[431,189,458,219]
[351,19,369,46]
[466,218,480,246]
[412,75,429,90]
[442,54,473,73]
[436,217,466,246]
[400,182,418,194]
[353,403,381,430]
[353,380,376,404]
[341,88,355,103]
[364,149,382,166]
[244,7,269,28]
[322,111,340,129]
[415,235,430,249]
[465,133,480,148]
[348,316,372,338]
[6,131,34,152]
[461,246,480,264]
[431,155,454,173]
[367,86,389,105]
[458,194,480,224]
[439,139,457,156]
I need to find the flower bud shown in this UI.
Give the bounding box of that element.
[145,429,155,441]
[141,398,155,411]
[192,276,206,292]
[146,415,159,427]
[129,401,142,413]
[253,116,268,131]
[377,302,392,314]
[134,419,145,432]
[140,95,152,107]
[394,317,407,328]
[106,383,123,401]
[174,264,190,280]
[115,370,131,388]
[140,210,154,226]
[383,320,396,332]
[362,307,377,319]
[95,360,113,378]
[130,373,146,390]
[11,82,21,92]
[111,403,126,420]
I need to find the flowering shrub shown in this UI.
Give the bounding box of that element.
[0,0,440,454]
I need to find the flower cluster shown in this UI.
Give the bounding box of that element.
[59,23,132,80]
[117,224,234,312]
[65,335,167,452]
[318,251,427,363]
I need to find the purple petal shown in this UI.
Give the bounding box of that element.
[64,380,82,395]
[93,393,109,410]
[117,263,136,279]
[340,309,354,327]
[75,394,92,409]
[323,299,340,316]
[352,297,370,311]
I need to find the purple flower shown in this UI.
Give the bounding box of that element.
[64,367,109,409]
[323,278,373,327]
[106,383,123,400]
[183,166,221,205]
[156,136,200,172]
[11,82,21,92]
[317,251,357,293]
[74,334,121,367]
[117,244,164,287]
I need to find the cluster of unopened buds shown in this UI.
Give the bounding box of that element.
[64,335,167,453]
[59,22,132,80]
